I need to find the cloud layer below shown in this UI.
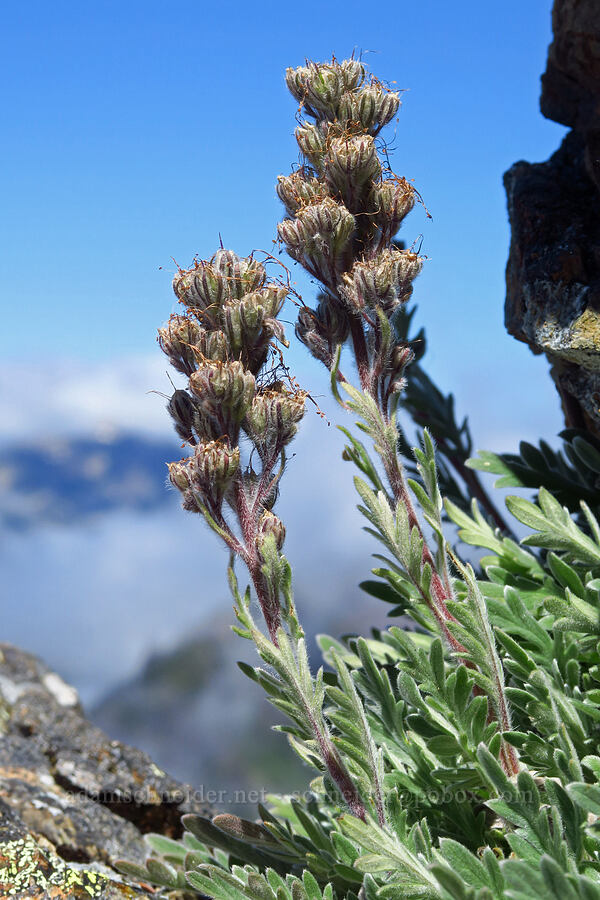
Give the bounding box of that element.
[0,353,564,704]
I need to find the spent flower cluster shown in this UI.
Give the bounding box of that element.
[159,250,306,641]
[118,57,600,900]
[277,59,420,407]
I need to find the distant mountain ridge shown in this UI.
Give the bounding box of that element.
[0,433,180,528]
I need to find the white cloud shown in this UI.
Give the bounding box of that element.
[1,507,231,703]
[0,355,182,444]
[0,351,567,708]
[0,359,381,703]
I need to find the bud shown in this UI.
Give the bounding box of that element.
[241,470,279,511]
[212,249,266,300]
[325,134,382,200]
[189,360,255,423]
[256,510,286,552]
[340,248,423,314]
[315,294,350,344]
[337,87,400,134]
[373,179,415,236]
[244,388,307,452]
[276,171,330,216]
[158,316,202,375]
[167,389,197,444]
[295,306,333,368]
[389,343,415,377]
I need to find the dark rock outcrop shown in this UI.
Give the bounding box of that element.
[0,643,212,898]
[504,0,600,436]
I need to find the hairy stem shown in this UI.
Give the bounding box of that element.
[248,559,281,645]
[296,672,367,821]
[349,315,372,395]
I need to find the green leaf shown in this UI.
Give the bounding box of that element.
[145,858,181,887]
[427,734,461,757]
[547,553,585,597]
[505,495,551,532]
[466,450,524,487]
[567,783,600,817]
[437,838,491,889]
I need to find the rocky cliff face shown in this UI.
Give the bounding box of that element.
[504,0,600,436]
[0,644,211,898]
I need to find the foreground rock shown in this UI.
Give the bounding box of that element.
[0,643,212,898]
[504,0,600,436]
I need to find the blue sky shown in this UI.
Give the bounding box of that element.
[2,1,564,410]
[0,2,570,700]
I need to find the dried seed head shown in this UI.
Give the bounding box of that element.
[278,199,355,275]
[173,262,225,320]
[192,440,240,492]
[285,60,365,118]
[325,134,382,200]
[173,251,267,321]
[304,65,344,119]
[168,440,240,508]
[219,286,287,370]
[256,509,286,552]
[295,122,328,170]
[221,296,267,359]
[190,328,229,364]
[276,171,330,216]
[339,60,367,92]
[244,388,307,452]
[373,179,416,236]
[340,248,423,314]
[189,360,256,424]
[158,316,203,375]
[251,286,288,319]
[285,64,312,104]
[286,63,341,120]
[212,249,266,300]
[337,86,400,134]
[168,459,193,492]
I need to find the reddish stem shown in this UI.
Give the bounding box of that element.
[349,315,372,394]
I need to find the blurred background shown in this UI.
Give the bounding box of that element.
[0,0,565,806]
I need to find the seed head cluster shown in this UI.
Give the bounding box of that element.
[277,59,422,407]
[159,250,306,639]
